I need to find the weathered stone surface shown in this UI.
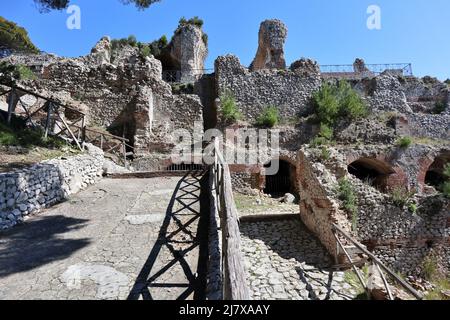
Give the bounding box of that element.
[250,19,288,71]
[215,55,321,123]
[89,36,111,65]
[164,24,208,83]
[0,175,208,300]
[290,58,320,77]
[240,219,358,300]
[0,144,104,230]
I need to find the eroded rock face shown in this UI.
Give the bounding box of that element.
[89,36,111,65]
[250,19,288,71]
[290,58,320,77]
[164,24,208,83]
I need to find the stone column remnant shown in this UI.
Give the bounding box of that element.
[250,19,288,71]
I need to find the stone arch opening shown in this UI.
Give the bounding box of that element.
[424,153,450,190]
[348,158,395,191]
[263,159,297,197]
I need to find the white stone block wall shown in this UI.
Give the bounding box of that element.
[0,144,104,230]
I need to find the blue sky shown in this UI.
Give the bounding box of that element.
[2,0,450,80]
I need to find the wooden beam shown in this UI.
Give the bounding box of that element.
[7,89,16,124]
[56,112,83,150]
[44,101,53,138]
[332,224,423,300]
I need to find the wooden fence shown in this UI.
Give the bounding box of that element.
[1,84,132,167]
[332,223,423,300]
[210,137,250,300]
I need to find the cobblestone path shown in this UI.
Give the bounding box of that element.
[241,218,359,300]
[0,173,209,300]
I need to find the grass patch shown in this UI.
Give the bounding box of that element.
[337,178,358,231]
[433,101,447,114]
[220,90,242,124]
[312,81,368,126]
[397,136,413,149]
[0,122,67,149]
[256,106,279,128]
[390,186,415,209]
[422,254,450,300]
[311,81,367,145]
[344,266,369,299]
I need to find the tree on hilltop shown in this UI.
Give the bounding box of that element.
[34,0,161,12]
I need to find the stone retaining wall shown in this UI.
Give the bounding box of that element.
[0,144,104,230]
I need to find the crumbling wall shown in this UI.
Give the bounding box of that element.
[2,37,204,165]
[299,145,450,275]
[215,55,321,123]
[297,149,352,259]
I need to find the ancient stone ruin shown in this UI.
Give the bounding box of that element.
[0,16,449,301]
[250,19,288,71]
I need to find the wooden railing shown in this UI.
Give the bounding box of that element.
[1,83,132,167]
[332,223,423,300]
[210,137,250,300]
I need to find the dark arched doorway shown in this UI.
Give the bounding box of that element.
[263,159,297,197]
[425,153,450,191]
[348,158,395,191]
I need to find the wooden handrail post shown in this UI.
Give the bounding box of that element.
[44,101,53,138]
[7,89,16,124]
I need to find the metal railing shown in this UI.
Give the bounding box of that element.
[332,223,423,300]
[210,137,250,300]
[320,63,413,78]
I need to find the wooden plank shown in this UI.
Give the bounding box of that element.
[332,223,423,300]
[56,112,83,150]
[375,262,394,300]
[7,89,16,124]
[44,102,53,138]
[5,84,85,116]
[333,232,369,297]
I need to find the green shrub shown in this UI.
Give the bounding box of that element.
[139,45,151,58]
[16,65,36,80]
[312,81,367,126]
[220,91,242,124]
[434,101,447,114]
[127,35,137,47]
[202,33,209,46]
[445,79,450,85]
[337,178,358,231]
[320,146,331,161]
[256,106,279,128]
[408,203,418,214]
[0,122,67,149]
[391,186,415,208]
[318,123,333,140]
[179,16,204,29]
[312,83,340,125]
[310,136,328,147]
[397,136,413,149]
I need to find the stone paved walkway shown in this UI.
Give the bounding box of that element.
[0,174,208,300]
[240,218,359,300]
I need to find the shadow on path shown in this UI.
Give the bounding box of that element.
[127,171,210,300]
[0,215,90,278]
